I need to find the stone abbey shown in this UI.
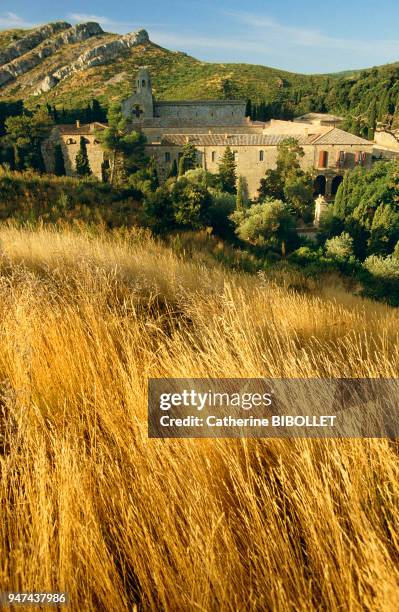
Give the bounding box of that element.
[45,67,394,200]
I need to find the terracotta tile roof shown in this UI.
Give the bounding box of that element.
[311,128,372,146]
[159,133,314,146]
[58,122,107,135]
[157,129,372,147]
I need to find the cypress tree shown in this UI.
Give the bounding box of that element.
[218,146,237,194]
[236,176,248,210]
[54,143,66,176]
[75,136,92,177]
[245,100,252,118]
[167,159,178,178]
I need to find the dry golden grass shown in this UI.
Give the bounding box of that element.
[0,224,399,611]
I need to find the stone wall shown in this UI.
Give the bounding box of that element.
[153,101,247,127]
[42,128,104,179]
[374,130,399,150]
[146,142,374,199]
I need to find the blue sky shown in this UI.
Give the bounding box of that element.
[1,1,399,73]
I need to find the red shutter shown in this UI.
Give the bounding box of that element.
[318,150,328,168]
[362,151,367,165]
[354,151,359,164]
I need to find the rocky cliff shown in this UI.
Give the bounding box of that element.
[0,22,104,88]
[35,29,150,94]
[0,22,71,66]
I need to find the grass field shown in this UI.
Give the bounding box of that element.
[0,224,398,610]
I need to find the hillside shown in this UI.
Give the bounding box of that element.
[0,20,332,115]
[0,20,399,133]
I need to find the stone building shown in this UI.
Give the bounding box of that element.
[45,67,381,199]
[42,120,107,177]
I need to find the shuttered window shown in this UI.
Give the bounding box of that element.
[211,151,216,162]
[318,150,328,168]
[259,150,264,161]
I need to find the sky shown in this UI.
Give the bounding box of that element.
[1,0,399,73]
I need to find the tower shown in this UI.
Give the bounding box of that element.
[121,67,154,124]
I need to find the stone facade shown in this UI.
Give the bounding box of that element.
[45,68,388,199]
[121,68,246,128]
[42,122,107,179]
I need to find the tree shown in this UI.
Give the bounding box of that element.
[96,104,147,186]
[258,138,312,220]
[284,173,314,221]
[178,143,198,176]
[5,109,52,172]
[368,101,377,140]
[231,199,297,255]
[276,138,304,181]
[75,136,92,177]
[142,186,175,234]
[218,146,237,194]
[236,176,249,210]
[258,168,284,202]
[53,143,66,176]
[368,203,399,255]
[325,232,354,259]
[167,159,178,178]
[171,177,212,229]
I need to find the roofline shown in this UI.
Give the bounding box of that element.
[154,100,246,106]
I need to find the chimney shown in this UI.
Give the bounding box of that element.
[76,119,80,128]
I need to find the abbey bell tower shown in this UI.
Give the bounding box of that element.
[121,67,154,124]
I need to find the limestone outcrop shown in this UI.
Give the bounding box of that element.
[0,22,104,88]
[0,21,71,67]
[34,29,150,94]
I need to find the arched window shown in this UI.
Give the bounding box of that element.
[331,175,343,196]
[259,150,264,162]
[313,175,326,197]
[211,151,216,162]
[66,138,76,145]
[142,80,146,87]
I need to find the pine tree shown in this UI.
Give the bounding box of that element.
[54,144,66,176]
[75,136,92,177]
[218,146,237,194]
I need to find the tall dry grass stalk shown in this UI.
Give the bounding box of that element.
[0,224,398,610]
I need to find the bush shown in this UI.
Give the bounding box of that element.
[361,254,399,305]
[325,232,354,260]
[231,199,297,254]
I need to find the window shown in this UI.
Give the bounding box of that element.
[66,138,76,145]
[165,152,171,163]
[318,150,328,168]
[259,150,264,162]
[233,151,238,161]
[211,151,216,162]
